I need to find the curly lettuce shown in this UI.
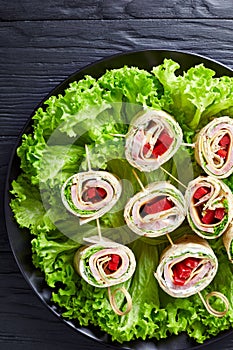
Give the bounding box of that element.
[10,59,233,345]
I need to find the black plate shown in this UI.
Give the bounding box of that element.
[4,49,233,350]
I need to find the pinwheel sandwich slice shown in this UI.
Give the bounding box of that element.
[61,171,122,225]
[195,116,233,179]
[74,241,136,288]
[124,181,186,237]
[155,235,218,298]
[185,176,233,239]
[125,109,183,172]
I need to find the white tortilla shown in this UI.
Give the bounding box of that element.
[195,116,233,179]
[125,109,183,172]
[155,235,218,298]
[185,176,233,239]
[124,181,186,237]
[74,242,136,288]
[223,223,233,263]
[61,171,122,225]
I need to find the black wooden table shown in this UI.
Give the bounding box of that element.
[1,1,233,349]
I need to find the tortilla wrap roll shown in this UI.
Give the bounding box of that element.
[195,116,233,179]
[61,171,122,225]
[74,242,136,288]
[124,181,186,237]
[155,235,218,298]
[185,176,233,239]
[125,109,183,172]
[223,223,233,263]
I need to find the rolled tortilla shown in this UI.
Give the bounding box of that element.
[125,109,183,172]
[195,116,233,179]
[74,242,136,288]
[155,235,218,298]
[124,181,186,237]
[185,176,233,239]
[61,171,122,225]
[223,223,233,263]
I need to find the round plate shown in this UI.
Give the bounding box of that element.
[4,49,233,350]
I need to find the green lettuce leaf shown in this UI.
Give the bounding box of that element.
[10,174,55,235]
[152,59,233,132]
[10,60,233,345]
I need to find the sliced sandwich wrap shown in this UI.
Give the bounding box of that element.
[61,171,122,225]
[185,176,233,239]
[73,241,136,288]
[195,116,233,179]
[155,235,218,298]
[223,223,233,263]
[124,181,186,237]
[125,109,183,172]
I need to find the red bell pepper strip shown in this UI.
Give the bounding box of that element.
[96,187,107,198]
[172,257,200,286]
[219,135,230,147]
[193,187,210,200]
[87,188,97,199]
[159,131,173,147]
[108,254,121,271]
[217,149,227,159]
[214,208,225,221]
[143,197,173,215]
[152,143,168,158]
[201,209,215,224]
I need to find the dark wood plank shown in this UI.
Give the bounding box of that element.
[1,0,233,21]
[1,10,233,350]
[0,138,17,251]
[0,19,233,136]
[1,249,233,350]
[0,254,107,350]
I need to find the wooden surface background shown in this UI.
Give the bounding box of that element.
[1,1,233,349]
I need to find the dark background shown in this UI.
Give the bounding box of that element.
[1,1,233,349]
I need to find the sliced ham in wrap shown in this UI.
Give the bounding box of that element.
[125,109,183,172]
[195,116,233,178]
[74,242,136,288]
[154,235,218,298]
[61,171,122,225]
[223,223,233,263]
[185,176,233,239]
[124,181,186,237]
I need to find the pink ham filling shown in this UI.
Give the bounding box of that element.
[205,124,233,175]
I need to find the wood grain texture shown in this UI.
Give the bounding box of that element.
[0,255,107,350]
[1,2,233,349]
[1,19,233,136]
[0,138,17,252]
[1,0,233,20]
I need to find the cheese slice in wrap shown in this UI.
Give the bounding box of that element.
[185,176,233,239]
[74,242,136,288]
[195,116,233,179]
[155,235,218,298]
[223,223,233,263]
[124,181,186,237]
[61,171,122,225]
[125,109,183,172]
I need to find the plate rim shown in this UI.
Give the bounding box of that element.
[4,48,233,350]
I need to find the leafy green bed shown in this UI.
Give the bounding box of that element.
[10,59,233,344]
